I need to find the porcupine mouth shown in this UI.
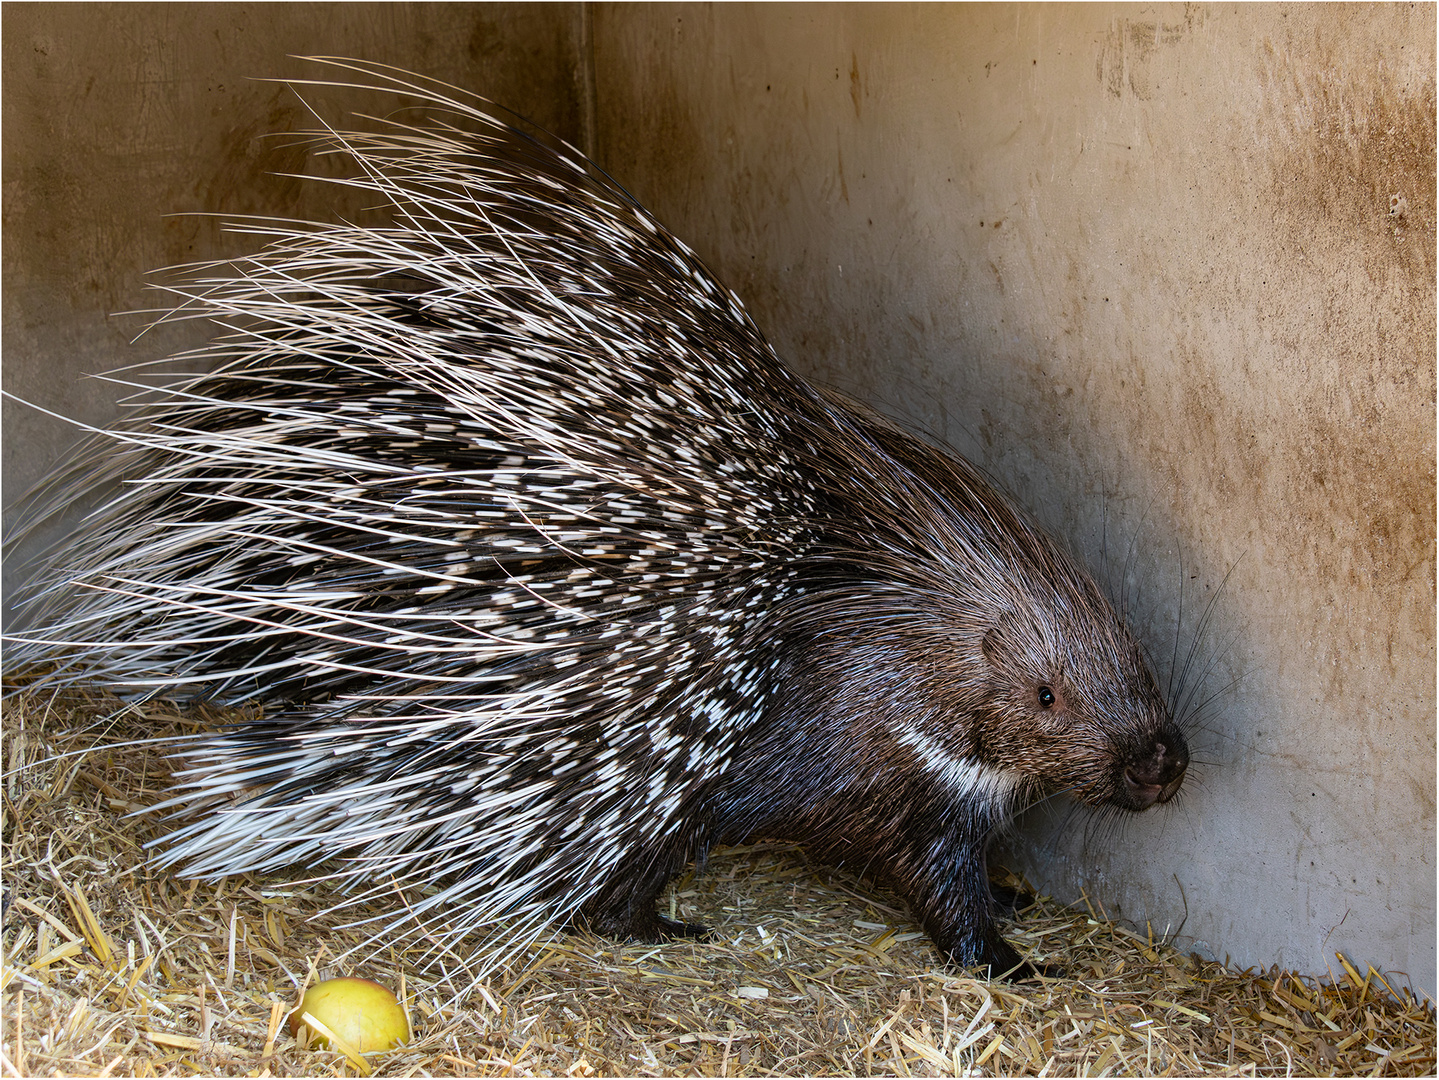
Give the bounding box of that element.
[1122,767,1186,809]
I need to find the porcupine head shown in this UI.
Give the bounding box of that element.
[3,59,1189,984]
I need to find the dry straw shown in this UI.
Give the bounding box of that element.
[3,689,1432,1077]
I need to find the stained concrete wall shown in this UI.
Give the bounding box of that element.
[590,4,1436,996]
[3,4,1434,996]
[2,2,593,584]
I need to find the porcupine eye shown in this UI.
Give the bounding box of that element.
[1037,686,1056,709]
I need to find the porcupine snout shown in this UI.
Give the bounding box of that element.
[1120,729,1189,809]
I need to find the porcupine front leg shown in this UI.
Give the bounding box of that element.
[899,826,1042,979]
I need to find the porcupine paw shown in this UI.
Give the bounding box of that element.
[652,913,711,941]
[988,881,1038,915]
[985,920,1060,979]
[962,933,1052,982]
[1006,955,1059,981]
[622,907,711,943]
[578,903,710,944]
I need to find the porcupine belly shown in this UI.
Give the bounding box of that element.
[5,59,1188,980]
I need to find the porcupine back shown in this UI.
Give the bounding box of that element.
[5,60,1185,975]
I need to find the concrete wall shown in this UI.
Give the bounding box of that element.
[591,3,1436,996]
[3,4,1434,996]
[2,2,592,581]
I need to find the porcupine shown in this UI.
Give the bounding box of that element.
[5,59,1188,979]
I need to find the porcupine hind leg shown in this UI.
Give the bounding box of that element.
[577,844,710,942]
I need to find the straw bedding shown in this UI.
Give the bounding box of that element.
[3,689,1432,1077]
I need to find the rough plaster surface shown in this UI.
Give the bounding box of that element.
[591,4,1435,994]
[2,2,590,610]
[1,4,1433,996]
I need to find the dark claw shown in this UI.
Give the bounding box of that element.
[988,881,1037,914]
[968,933,1053,981]
[652,912,710,940]
[1001,957,1058,981]
[576,904,710,944]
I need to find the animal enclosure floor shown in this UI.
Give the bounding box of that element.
[2,689,1433,1077]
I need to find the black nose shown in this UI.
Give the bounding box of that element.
[1122,736,1189,809]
